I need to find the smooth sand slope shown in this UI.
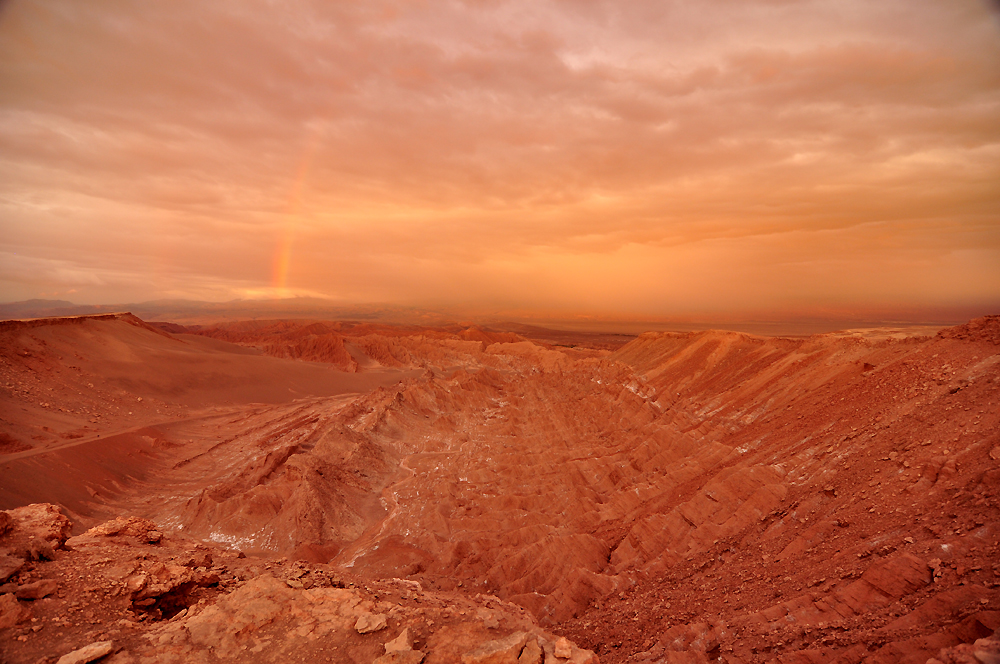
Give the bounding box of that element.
[0,314,416,516]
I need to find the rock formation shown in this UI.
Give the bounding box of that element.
[0,505,595,663]
[2,313,999,662]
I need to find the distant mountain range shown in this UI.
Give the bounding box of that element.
[0,298,455,327]
[0,297,989,336]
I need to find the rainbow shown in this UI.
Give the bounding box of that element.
[271,131,319,293]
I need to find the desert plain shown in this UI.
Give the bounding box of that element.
[0,311,998,663]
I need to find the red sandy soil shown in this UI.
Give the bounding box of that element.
[1,314,999,663]
[0,314,417,455]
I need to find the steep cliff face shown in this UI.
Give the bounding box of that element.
[1,315,998,662]
[561,319,1000,661]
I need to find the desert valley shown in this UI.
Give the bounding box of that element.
[3,0,999,662]
[0,310,998,663]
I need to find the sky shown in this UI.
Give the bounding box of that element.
[1,0,999,320]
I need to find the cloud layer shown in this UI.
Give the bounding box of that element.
[1,0,998,317]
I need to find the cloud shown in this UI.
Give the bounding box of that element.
[0,252,106,287]
[0,0,998,316]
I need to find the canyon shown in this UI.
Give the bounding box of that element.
[0,312,998,663]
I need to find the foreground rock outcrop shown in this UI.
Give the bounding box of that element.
[0,506,598,663]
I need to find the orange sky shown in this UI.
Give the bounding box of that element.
[1,0,998,319]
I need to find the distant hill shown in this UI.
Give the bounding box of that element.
[2,297,988,337]
[0,298,455,326]
[0,299,111,319]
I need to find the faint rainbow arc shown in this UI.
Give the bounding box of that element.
[271,133,320,294]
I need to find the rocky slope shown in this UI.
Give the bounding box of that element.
[0,503,595,663]
[1,314,999,662]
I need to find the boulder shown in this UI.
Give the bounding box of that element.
[2,503,72,547]
[461,631,530,664]
[55,641,114,664]
[355,611,389,634]
[0,551,23,583]
[519,638,543,664]
[179,550,212,568]
[85,516,161,540]
[0,592,29,629]
[15,578,58,600]
[540,635,599,664]
[386,627,414,652]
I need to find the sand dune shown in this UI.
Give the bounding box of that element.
[0,314,417,458]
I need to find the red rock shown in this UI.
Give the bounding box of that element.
[540,635,599,663]
[14,578,57,600]
[386,627,415,652]
[0,504,71,560]
[0,593,29,629]
[519,638,543,664]
[0,551,23,583]
[461,631,529,664]
[54,641,113,664]
[355,611,389,633]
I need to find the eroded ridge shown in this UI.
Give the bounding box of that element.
[1,315,999,662]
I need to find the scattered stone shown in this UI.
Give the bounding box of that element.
[55,640,114,664]
[355,611,389,634]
